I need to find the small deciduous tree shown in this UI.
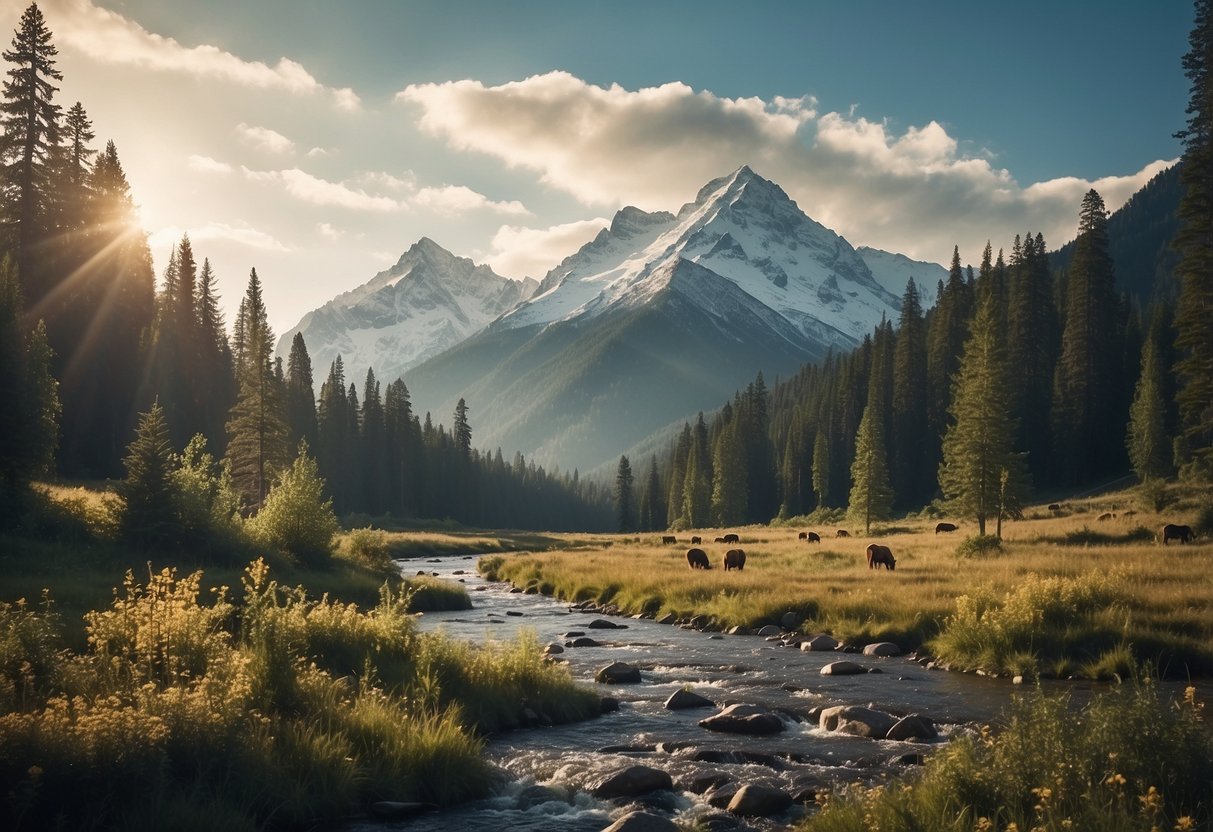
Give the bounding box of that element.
[246,442,337,566]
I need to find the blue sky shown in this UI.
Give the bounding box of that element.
[2,0,1193,332]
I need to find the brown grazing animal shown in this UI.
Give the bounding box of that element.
[798,531,808,540]
[836,529,850,538]
[691,536,702,544]
[722,533,740,544]
[1162,523,1193,545]
[714,536,727,544]
[1048,503,1061,512]
[866,543,896,570]
[724,548,746,570]
[686,548,711,569]
[935,522,958,534]
[661,535,677,545]
[1097,512,1115,521]
[806,531,821,543]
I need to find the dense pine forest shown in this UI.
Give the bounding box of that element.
[0,3,611,536]
[622,180,1213,533]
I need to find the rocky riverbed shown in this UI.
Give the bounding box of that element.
[347,554,1036,832]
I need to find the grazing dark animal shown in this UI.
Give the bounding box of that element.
[798,531,808,540]
[686,548,711,569]
[722,533,740,544]
[714,536,727,544]
[1048,503,1061,512]
[723,548,746,571]
[1097,512,1115,522]
[661,535,677,545]
[806,531,821,543]
[935,522,958,534]
[866,543,896,570]
[1162,523,1193,545]
[836,529,850,538]
[691,536,702,545]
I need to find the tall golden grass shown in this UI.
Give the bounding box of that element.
[486,483,1213,678]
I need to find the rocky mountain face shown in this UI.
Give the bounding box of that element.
[399,166,910,472]
[275,237,537,387]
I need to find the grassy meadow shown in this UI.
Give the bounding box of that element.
[0,483,604,830]
[484,483,1213,679]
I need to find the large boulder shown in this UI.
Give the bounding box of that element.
[756,625,782,637]
[820,660,866,676]
[596,662,642,684]
[664,689,715,710]
[863,642,903,657]
[727,784,793,817]
[800,634,840,651]
[780,611,801,630]
[601,811,680,832]
[588,619,627,629]
[818,705,897,739]
[885,714,938,741]
[567,637,602,648]
[590,765,674,799]
[699,703,784,735]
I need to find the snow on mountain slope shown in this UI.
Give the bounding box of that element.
[277,238,536,388]
[497,165,900,349]
[856,246,945,308]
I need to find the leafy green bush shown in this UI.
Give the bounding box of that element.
[1137,477,1172,512]
[246,450,338,566]
[955,534,1003,558]
[341,527,394,573]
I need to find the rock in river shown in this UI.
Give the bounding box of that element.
[596,661,642,684]
[590,765,674,799]
[800,634,840,651]
[885,714,937,741]
[664,688,715,710]
[863,642,902,657]
[818,705,897,739]
[820,660,866,676]
[698,703,784,735]
[727,784,793,817]
[601,811,680,832]
[588,618,628,629]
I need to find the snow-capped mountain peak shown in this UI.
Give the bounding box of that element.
[277,238,535,388]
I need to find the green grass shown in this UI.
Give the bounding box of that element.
[800,682,1213,832]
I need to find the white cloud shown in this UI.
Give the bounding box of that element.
[243,166,402,211]
[236,123,295,155]
[148,221,290,253]
[243,165,531,217]
[484,218,609,279]
[316,222,342,241]
[413,184,530,217]
[398,70,1172,263]
[42,0,361,108]
[187,154,233,175]
[306,146,332,158]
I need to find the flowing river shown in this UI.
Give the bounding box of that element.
[347,554,1083,832]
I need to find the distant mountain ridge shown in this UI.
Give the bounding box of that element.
[276,237,537,388]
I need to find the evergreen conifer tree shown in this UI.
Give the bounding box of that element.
[0,258,57,509]
[641,455,663,531]
[118,400,181,547]
[362,369,389,514]
[285,332,317,449]
[614,454,635,532]
[848,358,893,535]
[225,269,289,509]
[1126,331,1171,482]
[811,426,830,509]
[891,278,928,506]
[0,2,60,296]
[1173,0,1213,478]
[710,420,748,526]
[939,292,1028,536]
[1052,190,1123,483]
[1006,232,1056,486]
[667,422,691,527]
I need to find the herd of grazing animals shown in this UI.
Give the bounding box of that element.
[662,509,1199,573]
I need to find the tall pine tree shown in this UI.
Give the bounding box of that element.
[1173,0,1213,478]
[615,454,635,532]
